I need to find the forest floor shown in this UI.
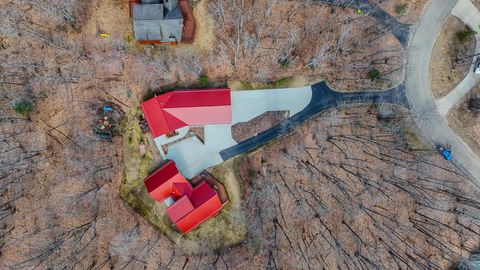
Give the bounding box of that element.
[448,82,480,157]
[430,16,476,98]
[223,104,480,269]
[1,0,478,269]
[371,0,428,24]
[232,111,288,143]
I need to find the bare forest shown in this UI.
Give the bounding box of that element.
[2,0,478,269]
[208,0,406,91]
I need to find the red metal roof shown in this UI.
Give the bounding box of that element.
[166,195,194,223]
[174,194,222,233]
[141,88,231,138]
[143,161,224,234]
[144,161,188,202]
[190,181,217,208]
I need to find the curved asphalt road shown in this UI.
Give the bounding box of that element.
[221,0,480,187]
[314,0,412,47]
[406,0,480,186]
[220,82,408,160]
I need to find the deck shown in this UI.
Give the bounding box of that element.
[190,172,228,204]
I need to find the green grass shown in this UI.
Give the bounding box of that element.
[457,27,476,44]
[368,69,381,81]
[395,4,408,15]
[237,77,294,90]
[197,75,210,88]
[13,100,32,117]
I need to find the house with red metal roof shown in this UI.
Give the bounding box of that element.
[144,160,223,233]
[141,88,232,138]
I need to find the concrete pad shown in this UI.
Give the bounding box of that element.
[231,87,312,123]
[204,124,237,148]
[166,136,224,178]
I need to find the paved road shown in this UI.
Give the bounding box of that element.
[314,0,412,47]
[452,0,480,29]
[437,0,480,116]
[220,82,408,160]
[406,0,480,186]
[437,64,480,116]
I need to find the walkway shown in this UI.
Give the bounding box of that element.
[405,0,480,186]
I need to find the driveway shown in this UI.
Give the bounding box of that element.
[164,87,312,177]
[231,87,311,123]
[405,0,480,186]
[220,82,408,160]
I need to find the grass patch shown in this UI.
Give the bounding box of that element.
[395,4,408,15]
[367,69,381,81]
[13,100,32,117]
[235,77,295,90]
[457,27,476,44]
[197,75,210,88]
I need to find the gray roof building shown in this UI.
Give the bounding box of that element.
[132,0,184,43]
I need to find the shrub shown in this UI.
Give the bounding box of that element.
[395,4,408,15]
[468,97,480,114]
[13,100,32,117]
[367,69,381,81]
[279,58,290,68]
[197,75,210,87]
[457,27,476,44]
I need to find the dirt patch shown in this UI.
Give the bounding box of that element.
[372,0,429,24]
[232,111,288,143]
[430,16,476,98]
[447,81,480,157]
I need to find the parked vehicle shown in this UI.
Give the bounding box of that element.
[436,145,452,161]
